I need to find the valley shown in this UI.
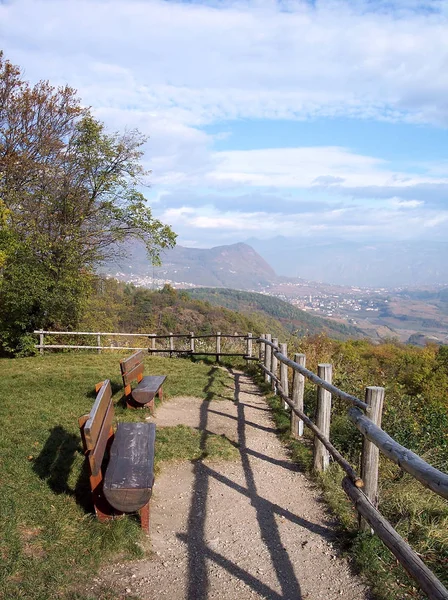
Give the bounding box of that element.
[265,281,448,343]
[105,241,448,345]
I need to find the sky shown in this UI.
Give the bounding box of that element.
[1,0,448,251]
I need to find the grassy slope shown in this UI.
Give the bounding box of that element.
[188,287,362,340]
[0,353,238,600]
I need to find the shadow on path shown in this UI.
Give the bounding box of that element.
[180,368,310,599]
[231,368,302,599]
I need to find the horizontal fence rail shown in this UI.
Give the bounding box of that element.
[342,477,448,600]
[263,338,368,410]
[349,407,448,500]
[33,330,256,362]
[257,335,448,600]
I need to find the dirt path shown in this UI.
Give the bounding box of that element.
[97,369,370,600]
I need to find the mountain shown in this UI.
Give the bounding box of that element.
[106,241,280,289]
[188,288,363,340]
[246,238,448,287]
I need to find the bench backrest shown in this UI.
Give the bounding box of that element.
[79,380,114,476]
[120,350,144,396]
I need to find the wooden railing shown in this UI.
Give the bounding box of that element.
[258,335,448,600]
[34,330,256,362]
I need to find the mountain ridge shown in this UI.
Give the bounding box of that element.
[107,241,283,289]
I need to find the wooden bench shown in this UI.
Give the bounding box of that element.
[78,380,156,533]
[120,350,167,412]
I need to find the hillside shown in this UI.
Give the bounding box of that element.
[188,288,363,340]
[80,278,291,340]
[106,241,281,289]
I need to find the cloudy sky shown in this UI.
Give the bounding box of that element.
[1,0,448,250]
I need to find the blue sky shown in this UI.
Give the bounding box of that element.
[1,0,448,249]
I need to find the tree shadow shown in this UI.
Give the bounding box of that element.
[33,425,93,513]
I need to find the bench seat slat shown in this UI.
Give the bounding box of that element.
[88,399,114,476]
[103,422,156,513]
[132,375,166,405]
[84,381,112,450]
[122,363,144,387]
[120,350,144,375]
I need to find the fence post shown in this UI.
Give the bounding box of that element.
[190,332,195,355]
[360,386,385,532]
[97,333,101,354]
[279,342,289,408]
[314,363,332,472]
[39,330,44,355]
[169,332,174,358]
[264,334,272,383]
[246,333,253,367]
[216,331,221,363]
[149,334,156,355]
[259,334,265,362]
[291,353,306,438]
[271,338,279,393]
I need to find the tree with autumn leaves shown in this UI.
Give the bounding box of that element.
[0,52,176,354]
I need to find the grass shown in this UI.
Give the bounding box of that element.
[0,352,238,600]
[247,366,448,600]
[155,424,238,466]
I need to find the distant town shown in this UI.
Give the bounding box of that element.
[108,267,448,346]
[258,282,389,325]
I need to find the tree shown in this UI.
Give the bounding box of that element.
[0,52,176,354]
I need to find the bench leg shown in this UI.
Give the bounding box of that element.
[158,386,163,402]
[90,473,114,522]
[140,501,150,534]
[94,505,113,523]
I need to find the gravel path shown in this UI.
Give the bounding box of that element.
[97,369,370,600]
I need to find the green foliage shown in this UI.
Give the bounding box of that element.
[188,287,362,340]
[78,278,281,340]
[0,241,92,355]
[290,335,448,463]
[0,52,176,356]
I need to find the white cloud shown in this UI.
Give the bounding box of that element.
[159,199,448,246]
[2,0,448,247]
[389,198,424,208]
[1,0,448,127]
[209,146,448,189]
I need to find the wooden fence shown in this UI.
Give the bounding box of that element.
[34,330,256,362]
[258,335,448,600]
[33,329,448,598]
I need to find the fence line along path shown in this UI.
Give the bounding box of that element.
[34,329,448,599]
[259,335,448,600]
[34,330,256,361]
